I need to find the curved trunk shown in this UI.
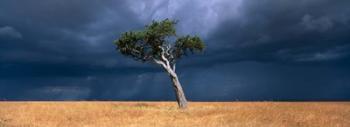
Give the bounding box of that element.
[169,74,188,109]
[153,50,188,109]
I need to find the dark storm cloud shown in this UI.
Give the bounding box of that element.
[205,0,350,65]
[0,0,349,100]
[0,0,141,64]
[0,0,151,73]
[0,0,151,100]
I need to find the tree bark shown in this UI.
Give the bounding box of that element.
[169,73,188,109]
[153,50,188,109]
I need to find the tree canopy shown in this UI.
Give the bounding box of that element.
[115,19,205,64]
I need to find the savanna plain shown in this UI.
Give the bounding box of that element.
[0,102,349,127]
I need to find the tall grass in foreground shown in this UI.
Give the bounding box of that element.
[0,102,349,127]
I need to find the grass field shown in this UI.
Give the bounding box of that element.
[0,102,349,127]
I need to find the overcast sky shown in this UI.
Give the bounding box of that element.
[0,0,350,101]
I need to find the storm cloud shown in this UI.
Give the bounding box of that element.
[0,0,349,101]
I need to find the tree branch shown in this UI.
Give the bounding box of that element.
[154,45,177,77]
[153,57,177,77]
[172,63,176,72]
[159,46,171,67]
[153,58,167,69]
[165,44,175,63]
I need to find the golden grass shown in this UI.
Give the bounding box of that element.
[0,102,349,127]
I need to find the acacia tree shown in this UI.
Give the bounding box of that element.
[114,19,205,109]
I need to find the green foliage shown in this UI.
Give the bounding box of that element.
[145,19,177,38]
[174,35,205,58]
[114,19,205,62]
[115,31,147,61]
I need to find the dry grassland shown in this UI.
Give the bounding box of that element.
[0,102,349,127]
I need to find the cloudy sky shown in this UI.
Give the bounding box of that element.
[0,0,350,101]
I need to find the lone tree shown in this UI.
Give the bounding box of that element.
[114,19,205,109]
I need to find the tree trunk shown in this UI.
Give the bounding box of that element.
[153,54,188,109]
[169,74,188,109]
